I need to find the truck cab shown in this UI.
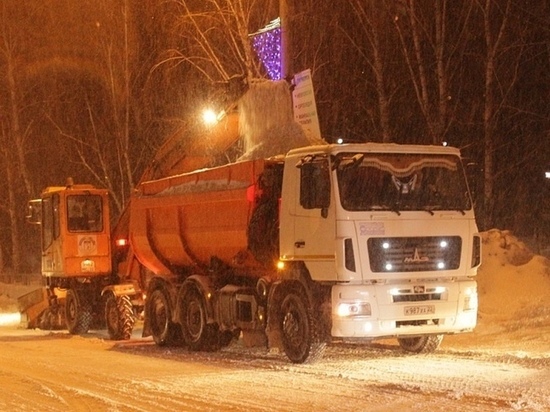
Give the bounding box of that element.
[279,144,480,350]
[27,180,112,280]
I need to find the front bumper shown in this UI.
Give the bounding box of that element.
[331,280,477,339]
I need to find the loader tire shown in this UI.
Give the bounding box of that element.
[65,289,93,335]
[105,293,135,340]
[279,286,326,364]
[398,335,443,353]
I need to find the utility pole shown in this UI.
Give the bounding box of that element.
[280,0,291,80]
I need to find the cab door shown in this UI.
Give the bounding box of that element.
[280,154,336,281]
[41,193,63,276]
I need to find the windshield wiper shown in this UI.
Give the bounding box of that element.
[423,204,466,215]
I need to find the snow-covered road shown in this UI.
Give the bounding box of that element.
[1,229,548,411]
[0,326,548,412]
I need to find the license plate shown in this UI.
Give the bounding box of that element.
[404,305,435,316]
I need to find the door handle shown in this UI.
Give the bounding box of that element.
[294,240,305,248]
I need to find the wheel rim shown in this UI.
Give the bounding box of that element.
[150,292,169,339]
[281,294,308,357]
[185,296,204,342]
[66,291,78,326]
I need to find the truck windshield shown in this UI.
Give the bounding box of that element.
[67,194,103,232]
[336,152,471,213]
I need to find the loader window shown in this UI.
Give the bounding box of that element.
[42,197,53,250]
[41,195,60,251]
[67,195,103,232]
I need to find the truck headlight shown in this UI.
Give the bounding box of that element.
[337,302,372,317]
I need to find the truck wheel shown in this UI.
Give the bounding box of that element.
[398,335,443,353]
[148,289,182,346]
[179,286,219,351]
[105,293,135,340]
[65,289,93,335]
[279,290,326,364]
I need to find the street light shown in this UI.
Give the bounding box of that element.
[202,109,218,125]
[202,108,226,126]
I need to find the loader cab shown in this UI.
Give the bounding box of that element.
[27,180,112,278]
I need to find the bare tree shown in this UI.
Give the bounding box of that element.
[345,0,394,143]
[0,1,38,273]
[391,0,474,145]
[158,0,276,85]
[478,0,526,229]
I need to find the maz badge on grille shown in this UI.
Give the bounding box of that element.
[403,247,429,263]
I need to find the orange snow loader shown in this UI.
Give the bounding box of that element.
[19,179,140,337]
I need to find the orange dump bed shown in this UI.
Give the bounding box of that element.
[129,159,267,276]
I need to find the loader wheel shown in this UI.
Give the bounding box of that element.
[279,288,326,364]
[398,335,443,353]
[65,289,93,335]
[38,307,65,330]
[105,293,135,340]
[148,289,182,346]
[179,286,220,351]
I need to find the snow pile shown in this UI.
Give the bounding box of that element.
[476,229,550,328]
[238,80,326,161]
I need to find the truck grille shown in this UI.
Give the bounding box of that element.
[367,236,461,273]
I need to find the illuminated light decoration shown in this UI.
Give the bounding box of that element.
[385,263,393,271]
[250,18,282,80]
[382,242,390,249]
[115,238,128,247]
[277,260,285,270]
[437,262,446,269]
[439,240,448,248]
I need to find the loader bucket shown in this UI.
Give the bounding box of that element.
[18,288,49,329]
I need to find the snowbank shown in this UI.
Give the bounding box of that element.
[477,229,550,323]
